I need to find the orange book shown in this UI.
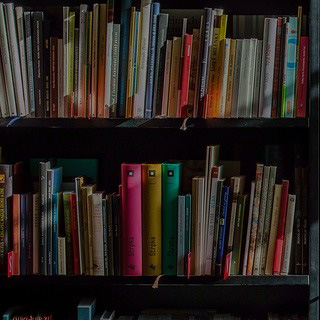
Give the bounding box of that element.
[97,4,107,118]
[13,194,20,275]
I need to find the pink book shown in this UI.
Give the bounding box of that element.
[296,37,309,118]
[121,164,142,276]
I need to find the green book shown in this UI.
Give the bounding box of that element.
[63,192,74,275]
[162,162,182,275]
[230,194,248,275]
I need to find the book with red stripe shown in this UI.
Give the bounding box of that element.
[296,37,309,118]
[180,34,193,118]
[121,164,142,276]
[273,179,289,275]
[71,193,80,275]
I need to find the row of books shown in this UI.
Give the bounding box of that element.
[0,2,308,120]
[0,146,308,277]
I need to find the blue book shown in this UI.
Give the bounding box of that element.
[132,12,140,99]
[52,192,62,275]
[78,298,97,320]
[47,167,62,275]
[20,194,27,275]
[184,194,192,261]
[215,186,230,276]
[284,17,298,118]
[118,0,132,117]
[145,2,160,118]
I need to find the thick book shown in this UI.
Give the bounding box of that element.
[121,164,142,276]
[63,192,74,275]
[142,164,162,276]
[273,180,289,275]
[177,195,186,276]
[162,163,181,275]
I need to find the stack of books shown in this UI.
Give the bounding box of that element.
[0,146,308,277]
[0,2,308,119]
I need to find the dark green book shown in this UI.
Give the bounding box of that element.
[63,192,74,275]
[162,162,182,275]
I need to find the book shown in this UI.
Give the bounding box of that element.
[231,39,242,118]
[101,197,108,275]
[43,20,51,118]
[107,194,114,275]
[142,164,162,276]
[177,195,186,275]
[58,236,66,275]
[78,298,97,320]
[162,163,181,275]
[121,164,142,276]
[112,194,121,276]
[13,194,20,275]
[20,194,27,275]
[161,40,172,116]
[184,194,192,272]
[0,54,9,118]
[63,192,74,275]
[50,37,58,117]
[32,193,39,274]
[91,4,99,118]
[252,40,263,117]
[52,192,62,275]
[86,185,96,275]
[70,193,80,275]
[67,12,75,117]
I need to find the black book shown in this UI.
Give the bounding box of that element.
[20,194,27,275]
[102,198,109,276]
[44,19,51,118]
[32,11,45,118]
[112,194,121,276]
[26,193,33,275]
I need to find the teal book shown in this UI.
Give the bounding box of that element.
[284,17,298,118]
[184,193,192,271]
[162,162,182,275]
[52,192,63,275]
[78,298,97,320]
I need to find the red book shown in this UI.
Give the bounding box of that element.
[13,194,20,276]
[180,34,193,118]
[273,180,289,275]
[121,164,142,276]
[50,37,58,118]
[70,193,80,275]
[296,37,309,118]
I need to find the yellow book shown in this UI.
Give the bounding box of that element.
[126,7,136,118]
[86,184,96,275]
[142,164,162,276]
[224,39,236,118]
[168,37,181,118]
[68,12,75,117]
[265,184,282,275]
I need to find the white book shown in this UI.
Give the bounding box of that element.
[77,4,88,118]
[0,3,16,117]
[231,39,242,118]
[281,194,296,275]
[91,4,99,118]
[58,237,66,275]
[91,192,105,276]
[0,54,9,117]
[219,39,231,118]
[58,39,64,117]
[204,165,223,275]
[5,3,26,116]
[259,166,277,274]
[63,6,70,117]
[246,38,257,118]
[104,15,114,118]
[15,7,29,116]
[242,181,255,275]
[258,18,277,118]
[161,40,172,116]
[253,165,270,275]
[133,3,151,118]
[252,40,263,117]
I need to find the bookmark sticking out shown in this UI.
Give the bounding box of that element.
[224,252,232,280]
[152,274,164,289]
[180,118,188,131]
[7,251,13,278]
[187,252,192,279]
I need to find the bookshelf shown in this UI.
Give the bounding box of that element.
[0,0,319,319]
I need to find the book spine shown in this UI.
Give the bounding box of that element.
[0,54,9,117]
[168,37,182,117]
[133,3,151,118]
[294,167,302,274]
[71,194,80,275]
[97,4,107,118]
[110,24,121,117]
[260,166,277,274]
[177,196,186,276]
[87,188,95,275]
[273,180,289,275]
[118,0,132,117]
[142,164,162,276]
[32,12,44,118]
[107,195,114,275]
[63,7,69,117]
[281,194,296,275]
[184,194,192,271]
[58,237,66,275]
[280,21,289,117]
[4,3,26,116]
[121,164,142,275]
[73,28,79,117]
[301,168,308,274]
[153,13,169,116]
[0,177,5,272]
[161,40,172,116]
[81,188,89,275]
[75,178,84,275]
[85,12,93,119]
[47,170,53,275]
[57,39,64,117]
[20,194,26,275]
[145,3,160,118]
[253,166,271,275]
[102,198,109,275]
[32,193,39,274]
[50,37,58,117]
[13,194,20,275]
[112,195,121,276]
[40,162,48,275]
[252,40,263,117]
[242,181,255,275]
[215,186,230,275]
[91,4,99,118]
[180,34,193,118]
[283,17,298,118]
[162,163,181,275]
[296,37,309,118]
[15,7,30,116]
[52,193,58,275]
[231,40,242,118]
[44,21,50,117]
[0,4,17,116]
[63,193,74,275]
[247,163,264,275]
[258,18,277,118]
[26,194,33,274]
[247,39,257,118]
[68,12,75,118]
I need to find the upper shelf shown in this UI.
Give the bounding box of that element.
[0,118,309,129]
